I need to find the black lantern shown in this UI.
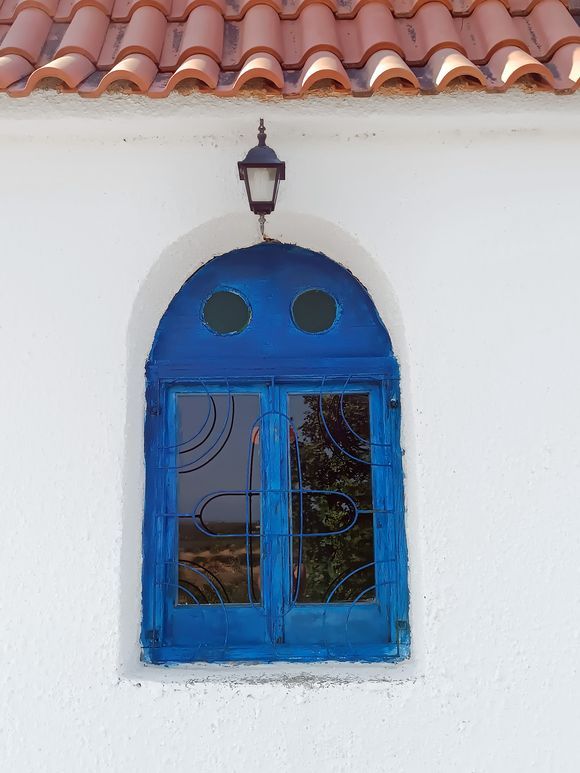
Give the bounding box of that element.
[238,118,285,235]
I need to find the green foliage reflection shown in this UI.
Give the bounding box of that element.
[290,393,375,603]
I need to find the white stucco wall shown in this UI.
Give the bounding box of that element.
[1,92,580,772]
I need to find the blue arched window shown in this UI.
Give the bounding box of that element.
[142,244,409,663]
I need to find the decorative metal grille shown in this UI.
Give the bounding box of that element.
[149,374,405,661]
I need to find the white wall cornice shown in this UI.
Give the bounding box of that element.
[0,90,580,140]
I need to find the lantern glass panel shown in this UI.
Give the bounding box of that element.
[247,166,277,205]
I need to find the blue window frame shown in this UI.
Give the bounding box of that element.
[142,243,409,663]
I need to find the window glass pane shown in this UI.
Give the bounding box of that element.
[292,290,337,333]
[288,392,375,604]
[176,393,261,605]
[202,291,250,335]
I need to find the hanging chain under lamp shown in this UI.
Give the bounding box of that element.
[238,119,286,237]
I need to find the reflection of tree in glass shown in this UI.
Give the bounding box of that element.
[290,393,375,603]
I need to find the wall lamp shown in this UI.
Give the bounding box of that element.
[238,118,285,237]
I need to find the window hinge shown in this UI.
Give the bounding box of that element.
[146,629,160,645]
[396,619,410,654]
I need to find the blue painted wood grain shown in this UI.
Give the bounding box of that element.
[142,243,409,664]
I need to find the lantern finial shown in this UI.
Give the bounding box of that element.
[257,118,266,146]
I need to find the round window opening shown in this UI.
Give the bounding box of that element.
[292,289,337,334]
[203,290,251,335]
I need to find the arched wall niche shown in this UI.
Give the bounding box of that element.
[119,211,415,675]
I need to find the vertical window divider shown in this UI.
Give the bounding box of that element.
[261,380,288,646]
[277,382,293,617]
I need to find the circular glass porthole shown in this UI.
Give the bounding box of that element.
[292,289,337,334]
[202,290,251,335]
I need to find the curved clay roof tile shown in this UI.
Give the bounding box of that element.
[361,48,419,90]
[238,4,283,65]
[217,50,284,92]
[176,5,224,65]
[426,46,486,88]
[0,0,20,23]
[80,50,157,94]
[55,6,109,62]
[515,0,580,59]
[294,4,340,64]
[169,0,227,21]
[283,0,337,20]
[338,3,403,67]
[148,51,219,93]
[393,0,452,18]
[114,5,166,63]
[507,0,556,16]
[456,0,527,64]
[9,50,93,93]
[15,0,59,17]
[54,0,115,23]
[285,49,350,94]
[112,0,172,22]
[0,51,33,85]
[398,2,465,65]
[234,0,284,20]
[0,7,52,62]
[547,40,580,87]
[484,43,555,87]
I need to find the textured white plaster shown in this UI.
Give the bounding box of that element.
[0,93,579,772]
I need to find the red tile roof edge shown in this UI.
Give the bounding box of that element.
[0,0,579,97]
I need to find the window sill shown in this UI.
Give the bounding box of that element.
[122,647,418,688]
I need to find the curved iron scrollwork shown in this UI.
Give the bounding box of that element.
[155,375,399,657]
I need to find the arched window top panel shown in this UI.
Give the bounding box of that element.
[148,243,398,379]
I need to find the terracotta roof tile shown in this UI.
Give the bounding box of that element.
[482,42,555,86]
[422,46,487,88]
[548,39,580,85]
[515,0,580,58]
[16,0,60,16]
[283,50,350,94]
[112,0,172,21]
[1,0,580,96]
[0,50,33,83]
[9,50,94,93]
[216,50,284,91]
[178,6,224,62]
[114,6,166,63]
[457,0,525,62]
[0,1,18,24]
[56,7,109,62]
[348,49,419,92]
[54,0,114,22]
[0,7,52,62]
